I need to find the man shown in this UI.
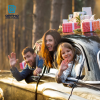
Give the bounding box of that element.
[8,47,43,83]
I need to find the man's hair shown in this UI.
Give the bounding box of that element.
[22,47,34,56]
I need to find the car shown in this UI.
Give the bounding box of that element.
[0,32,100,100]
[0,79,4,100]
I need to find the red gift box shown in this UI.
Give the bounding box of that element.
[81,21,100,32]
[19,61,26,69]
[62,23,80,33]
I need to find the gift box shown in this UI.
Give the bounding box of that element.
[82,7,92,16]
[92,21,100,30]
[19,61,26,69]
[81,20,100,32]
[62,22,80,33]
[73,11,86,18]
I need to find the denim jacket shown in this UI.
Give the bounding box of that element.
[10,55,43,82]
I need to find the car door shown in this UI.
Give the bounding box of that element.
[36,43,89,100]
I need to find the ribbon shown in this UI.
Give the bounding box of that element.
[90,21,92,31]
[72,23,74,31]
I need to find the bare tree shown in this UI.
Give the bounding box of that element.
[0,0,2,69]
[44,0,51,32]
[32,0,46,46]
[50,0,62,30]
[62,0,72,19]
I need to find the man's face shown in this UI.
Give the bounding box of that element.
[23,51,36,67]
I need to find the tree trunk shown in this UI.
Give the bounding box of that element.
[50,0,62,30]
[25,0,33,47]
[61,0,72,22]
[0,0,3,69]
[44,0,51,32]
[32,0,46,46]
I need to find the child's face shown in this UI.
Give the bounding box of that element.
[61,47,74,62]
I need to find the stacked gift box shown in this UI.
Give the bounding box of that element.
[62,7,100,33]
[81,20,100,32]
[62,22,80,33]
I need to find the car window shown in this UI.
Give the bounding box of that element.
[42,45,87,78]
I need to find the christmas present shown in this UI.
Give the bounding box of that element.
[92,21,100,30]
[62,22,80,33]
[80,15,90,20]
[63,19,68,23]
[82,7,92,17]
[81,20,100,32]
[73,11,86,18]
[68,14,73,20]
[19,61,26,69]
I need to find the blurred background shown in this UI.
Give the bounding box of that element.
[0,0,100,70]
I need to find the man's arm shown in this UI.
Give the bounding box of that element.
[10,65,32,81]
[8,52,32,81]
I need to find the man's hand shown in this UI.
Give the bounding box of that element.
[8,52,18,67]
[33,67,42,76]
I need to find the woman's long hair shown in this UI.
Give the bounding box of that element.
[40,29,61,68]
[57,42,75,66]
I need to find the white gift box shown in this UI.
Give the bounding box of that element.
[82,7,92,17]
[73,11,86,18]
[63,19,68,23]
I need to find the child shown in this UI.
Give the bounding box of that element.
[56,42,75,83]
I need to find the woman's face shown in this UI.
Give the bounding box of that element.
[45,35,55,51]
[61,47,74,62]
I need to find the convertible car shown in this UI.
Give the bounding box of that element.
[0,32,100,100]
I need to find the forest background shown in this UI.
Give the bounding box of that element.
[0,0,100,70]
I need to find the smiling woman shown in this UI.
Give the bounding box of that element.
[45,35,55,51]
[40,29,61,68]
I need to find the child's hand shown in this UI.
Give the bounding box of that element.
[60,59,69,72]
[61,59,69,65]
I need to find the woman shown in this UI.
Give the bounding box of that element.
[40,29,61,68]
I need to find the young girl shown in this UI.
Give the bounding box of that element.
[56,42,75,83]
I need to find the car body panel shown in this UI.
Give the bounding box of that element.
[37,72,100,100]
[0,72,36,100]
[1,33,100,100]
